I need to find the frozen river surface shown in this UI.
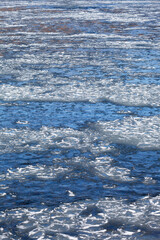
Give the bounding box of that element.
[0,0,160,239]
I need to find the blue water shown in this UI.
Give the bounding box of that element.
[0,0,160,239]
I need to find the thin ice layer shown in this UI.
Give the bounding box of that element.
[0,126,98,154]
[0,195,159,239]
[0,115,160,154]
[0,155,135,183]
[0,83,160,107]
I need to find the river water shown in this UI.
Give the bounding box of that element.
[0,0,160,239]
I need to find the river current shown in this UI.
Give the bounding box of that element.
[0,0,160,239]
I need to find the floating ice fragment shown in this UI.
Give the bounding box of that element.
[143,177,156,185]
[94,116,160,150]
[67,190,75,197]
[16,120,29,125]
